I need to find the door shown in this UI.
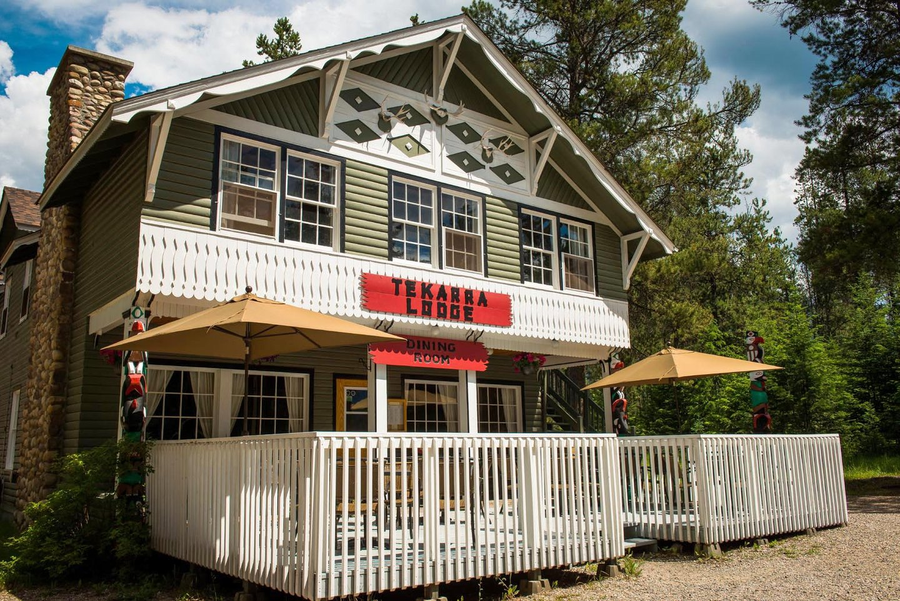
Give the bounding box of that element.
[336,378,368,431]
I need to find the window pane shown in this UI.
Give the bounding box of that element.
[391,182,435,264]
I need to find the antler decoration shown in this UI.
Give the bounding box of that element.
[480,129,517,164]
[378,97,412,132]
[424,93,464,125]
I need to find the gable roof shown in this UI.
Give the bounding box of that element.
[40,14,674,259]
[1,187,41,231]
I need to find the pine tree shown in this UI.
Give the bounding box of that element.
[243,17,303,68]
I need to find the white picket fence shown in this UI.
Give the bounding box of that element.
[619,434,848,545]
[147,433,623,600]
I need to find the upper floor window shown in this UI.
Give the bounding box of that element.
[521,210,595,293]
[521,210,556,287]
[0,274,10,338]
[285,153,339,248]
[391,180,435,265]
[441,192,482,273]
[20,259,32,322]
[560,221,595,292]
[220,137,278,237]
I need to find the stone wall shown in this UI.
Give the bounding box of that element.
[15,47,132,526]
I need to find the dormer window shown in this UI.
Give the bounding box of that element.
[219,137,279,237]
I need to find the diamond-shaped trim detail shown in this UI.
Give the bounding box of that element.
[490,135,524,156]
[336,120,381,143]
[447,151,484,174]
[490,164,525,185]
[389,105,430,126]
[389,134,430,158]
[447,122,481,143]
[339,88,380,112]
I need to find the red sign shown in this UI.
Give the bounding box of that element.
[369,336,489,371]
[361,273,512,327]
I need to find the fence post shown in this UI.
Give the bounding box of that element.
[692,436,712,545]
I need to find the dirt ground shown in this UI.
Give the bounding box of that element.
[2,481,898,601]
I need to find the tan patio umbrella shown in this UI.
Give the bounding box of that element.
[104,287,403,434]
[582,347,782,390]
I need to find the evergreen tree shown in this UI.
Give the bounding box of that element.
[467,1,799,436]
[243,17,303,68]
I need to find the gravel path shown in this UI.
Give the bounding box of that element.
[1,489,897,601]
[535,493,900,601]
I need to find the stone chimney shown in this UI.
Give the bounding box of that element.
[16,47,132,526]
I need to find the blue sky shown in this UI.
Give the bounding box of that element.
[0,0,815,241]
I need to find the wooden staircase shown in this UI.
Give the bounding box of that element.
[541,369,605,433]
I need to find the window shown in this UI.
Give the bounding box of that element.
[560,221,595,292]
[20,259,32,321]
[441,192,482,273]
[0,274,10,338]
[478,385,521,433]
[5,390,19,471]
[230,372,308,436]
[521,211,556,286]
[219,137,279,237]
[145,368,215,441]
[391,180,435,265]
[285,153,339,248]
[405,379,459,432]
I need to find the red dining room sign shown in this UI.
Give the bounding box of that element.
[361,273,512,327]
[369,336,489,371]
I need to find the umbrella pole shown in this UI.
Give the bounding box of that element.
[242,325,250,436]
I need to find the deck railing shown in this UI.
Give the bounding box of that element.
[619,434,848,545]
[147,433,623,600]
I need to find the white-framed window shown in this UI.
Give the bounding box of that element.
[284,152,340,249]
[477,384,521,433]
[560,221,595,292]
[390,179,436,265]
[441,191,483,273]
[20,259,32,322]
[5,390,20,471]
[145,368,216,441]
[404,379,459,432]
[230,371,308,436]
[219,136,279,237]
[0,274,10,339]
[520,210,556,287]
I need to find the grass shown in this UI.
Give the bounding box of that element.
[844,454,900,480]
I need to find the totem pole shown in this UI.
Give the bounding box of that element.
[746,330,771,433]
[116,307,148,502]
[610,357,630,436]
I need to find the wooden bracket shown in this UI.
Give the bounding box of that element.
[530,128,558,195]
[319,58,350,138]
[621,231,650,290]
[435,31,464,105]
[144,107,174,203]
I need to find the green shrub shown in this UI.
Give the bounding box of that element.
[0,439,153,585]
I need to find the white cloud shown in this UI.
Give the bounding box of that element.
[0,41,13,82]
[737,124,805,241]
[93,1,461,90]
[0,66,55,192]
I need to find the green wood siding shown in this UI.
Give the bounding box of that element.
[0,260,30,516]
[354,48,433,94]
[65,133,146,453]
[594,224,626,301]
[536,164,591,211]
[485,196,521,282]
[146,118,215,228]
[344,160,389,259]
[215,79,319,136]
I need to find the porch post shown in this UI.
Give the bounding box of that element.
[603,388,614,433]
[457,370,478,433]
[368,363,388,433]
